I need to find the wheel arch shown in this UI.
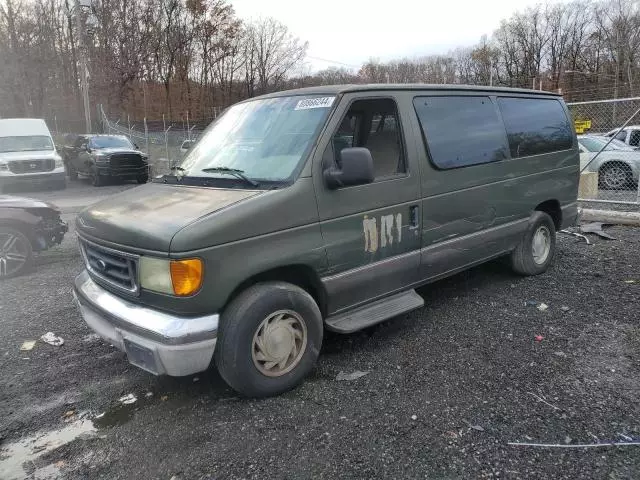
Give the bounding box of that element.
[534,199,562,231]
[224,264,328,318]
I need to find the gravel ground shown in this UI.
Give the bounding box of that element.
[1,220,639,479]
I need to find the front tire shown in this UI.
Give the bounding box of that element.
[599,162,633,190]
[92,171,105,187]
[0,227,33,279]
[215,282,323,397]
[510,211,556,276]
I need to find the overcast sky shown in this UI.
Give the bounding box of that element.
[230,0,564,72]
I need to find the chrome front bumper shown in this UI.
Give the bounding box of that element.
[73,270,218,376]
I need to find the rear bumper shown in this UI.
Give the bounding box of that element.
[73,270,218,376]
[561,202,579,229]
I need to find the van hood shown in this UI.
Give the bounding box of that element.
[0,150,58,161]
[76,183,262,252]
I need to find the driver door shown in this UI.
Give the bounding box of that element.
[313,94,422,315]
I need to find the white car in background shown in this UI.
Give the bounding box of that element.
[604,125,640,148]
[0,118,66,192]
[577,135,640,190]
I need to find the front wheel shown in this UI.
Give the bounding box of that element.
[509,211,556,276]
[599,162,633,190]
[215,282,323,397]
[0,227,33,279]
[92,171,105,187]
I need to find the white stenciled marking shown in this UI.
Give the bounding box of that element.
[363,216,378,253]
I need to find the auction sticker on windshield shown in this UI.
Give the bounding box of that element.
[294,97,335,110]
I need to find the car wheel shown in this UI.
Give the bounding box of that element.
[137,175,148,184]
[0,227,33,279]
[215,282,323,397]
[509,211,556,276]
[599,162,633,190]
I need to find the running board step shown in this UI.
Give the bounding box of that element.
[325,290,424,334]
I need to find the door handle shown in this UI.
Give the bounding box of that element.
[409,205,419,230]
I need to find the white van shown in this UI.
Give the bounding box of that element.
[0,118,66,192]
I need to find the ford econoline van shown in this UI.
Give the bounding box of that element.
[73,85,579,397]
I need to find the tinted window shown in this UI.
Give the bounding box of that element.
[413,96,509,169]
[498,98,572,157]
[629,130,640,146]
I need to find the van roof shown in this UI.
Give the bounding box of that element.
[252,83,562,101]
[0,118,51,137]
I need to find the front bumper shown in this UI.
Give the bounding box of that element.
[73,270,218,376]
[0,170,65,188]
[96,164,148,178]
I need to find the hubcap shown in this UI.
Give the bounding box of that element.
[604,165,628,189]
[532,226,551,265]
[252,310,307,377]
[0,232,29,277]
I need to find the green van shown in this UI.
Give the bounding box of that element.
[73,85,579,397]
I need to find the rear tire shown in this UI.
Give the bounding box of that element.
[215,282,323,397]
[0,227,33,279]
[510,211,556,276]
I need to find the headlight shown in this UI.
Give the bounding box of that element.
[139,257,203,296]
[94,155,109,164]
[54,156,64,168]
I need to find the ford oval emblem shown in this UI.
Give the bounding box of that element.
[96,259,107,271]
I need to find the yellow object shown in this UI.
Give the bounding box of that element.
[574,119,592,134]
[170,258,203,296]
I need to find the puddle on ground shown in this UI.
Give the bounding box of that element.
[0,419,95,480]
[92,401,139,428]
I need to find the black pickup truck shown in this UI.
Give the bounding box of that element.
[59,134,149,186]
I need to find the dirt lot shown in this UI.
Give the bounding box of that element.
[0,193,639,479]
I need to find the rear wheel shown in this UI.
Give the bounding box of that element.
[599,162,633,190]
[510,211,556,276]
[215,282,323,397]
[0,227,33,279]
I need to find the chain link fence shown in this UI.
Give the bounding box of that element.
[98,105,220,175]
[567,97,640,208]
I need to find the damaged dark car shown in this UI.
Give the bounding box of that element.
[0,195,68,278]
[59,134,149,186]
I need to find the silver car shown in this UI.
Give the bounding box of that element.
[577,135,640,190]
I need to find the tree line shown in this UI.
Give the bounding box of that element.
[1,0,639,129]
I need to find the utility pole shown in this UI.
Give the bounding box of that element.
[75,0,91,133]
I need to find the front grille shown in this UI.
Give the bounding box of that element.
[109,154,143,169]
[80,238,139,294]
[8,159,55,174]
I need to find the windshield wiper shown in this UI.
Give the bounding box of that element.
[170,166,186,172]
[201,167,259,187]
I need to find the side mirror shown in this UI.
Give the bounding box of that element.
[323,147,374,189]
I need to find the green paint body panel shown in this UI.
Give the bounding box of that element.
[75,84,579,320]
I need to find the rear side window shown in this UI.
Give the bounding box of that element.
[413,96,509,169]
[497,98,573,157]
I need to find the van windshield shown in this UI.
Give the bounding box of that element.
[179,95,335,183]
[0,135,53,152]
[580,136,635,152]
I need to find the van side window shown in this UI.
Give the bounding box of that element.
[497,97,573,157]
[332,98,406,179]
[413,96,509,169]
[629,130,640,147]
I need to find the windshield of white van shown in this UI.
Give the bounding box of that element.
[0,135,53,152]
[178,95,335,183]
